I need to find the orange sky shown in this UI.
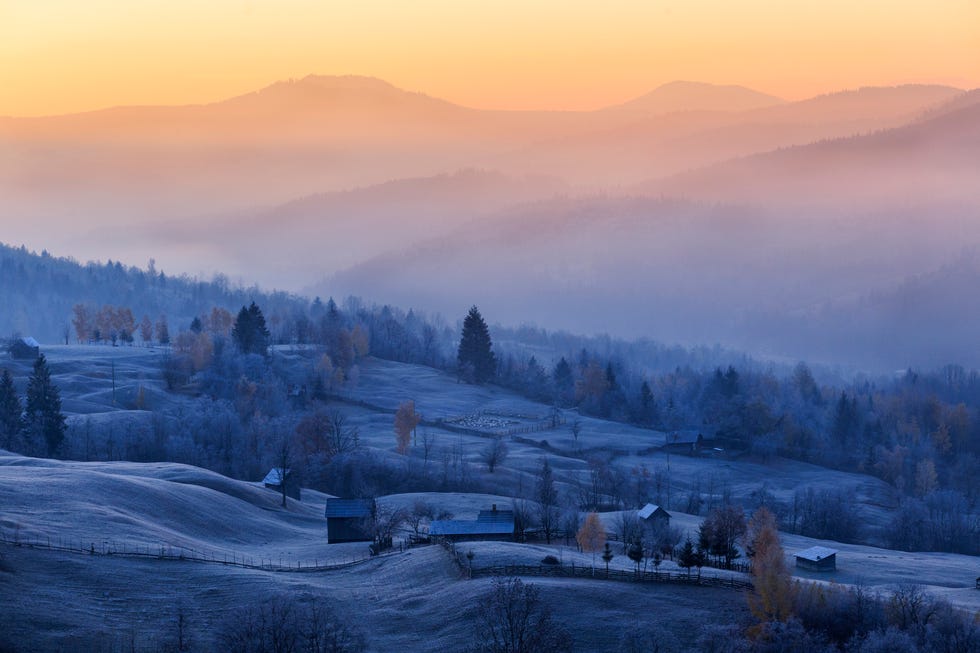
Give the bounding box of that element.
[2,0,978,116]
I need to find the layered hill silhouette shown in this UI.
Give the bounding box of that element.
[491,84,964,186]
[99,169,567,288]
[599,80,785,115]
[322,188,980,369]
[641,92,980,208]
[3,74,978,370]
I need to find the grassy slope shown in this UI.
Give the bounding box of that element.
[1,346,977,651]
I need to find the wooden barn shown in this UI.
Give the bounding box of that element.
[429,504,514,543]
[262,467,301,501]
[8,337,40,360]
[637,503,671,529]
[794,545,837,572]
[325,498,375,544]
[663,431,706,454]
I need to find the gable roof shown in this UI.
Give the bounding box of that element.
[325,498,374,518]
[666,431,702,445]
[262,468,291,485]
[637,503,670,520]
[795,545,838,562]
[477,509,515,523]
[429,519,514,537]
[19,337,40,348]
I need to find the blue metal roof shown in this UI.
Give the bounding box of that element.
[477,509,515,523]
[324,498,374,518]
[429,519,514,536]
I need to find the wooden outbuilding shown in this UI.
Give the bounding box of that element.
[8,337,40,360]
[325,498,375,544]
[663,431,706,454]
[794,545,837,572]
[262,467,301,501]
[637,503,671,529]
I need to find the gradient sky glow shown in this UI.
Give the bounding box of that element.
[2,0,979,116]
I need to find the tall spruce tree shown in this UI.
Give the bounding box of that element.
[24,355,66,457]
[232,301,271,355]
[0,369,22,450]
[457,306,496,384]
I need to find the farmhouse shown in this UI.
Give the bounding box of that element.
[262,467,300,501]
[8,337,40,360]
[794,545,838,572]
[637,503,671,529]
[429,504,514,542]
[325,498,374,544]
[663,430,706,454]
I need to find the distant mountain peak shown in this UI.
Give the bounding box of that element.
[603,80,785,115]
[275,74,400,92]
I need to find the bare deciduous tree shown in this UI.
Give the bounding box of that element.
[472,577,572,653]
[482,436,508,473]
[219,596,365,653]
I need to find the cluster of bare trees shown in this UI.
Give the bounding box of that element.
[219,597,365,653]
[472,577,572,653]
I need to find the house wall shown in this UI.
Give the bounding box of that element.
[327,517,371,543]
[795,555,836,572]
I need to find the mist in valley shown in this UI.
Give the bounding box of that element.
[3,77,980,372]
[3,57,980,652]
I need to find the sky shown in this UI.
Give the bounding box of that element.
[2,0,978,116]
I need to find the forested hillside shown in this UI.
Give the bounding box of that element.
[1,244,978,557]
[0,243,304,343]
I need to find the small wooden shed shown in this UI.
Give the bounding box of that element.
[637,503,671,529]
[262,467,301,501]
[8,337,40,360]
[663,431,705,454]
[325,498,375,544]
[795,545,837,572]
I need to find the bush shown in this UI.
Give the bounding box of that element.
[219,596,365,653]
[472,577,572,653]
[541,555,560,565]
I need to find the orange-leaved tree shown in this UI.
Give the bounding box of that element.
[746,506,796,630]
[394,400,420,454]
[576,511,606,575]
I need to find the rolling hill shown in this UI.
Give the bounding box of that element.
[643,92,980,209]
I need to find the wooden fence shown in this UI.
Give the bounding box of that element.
[0,530,404,573]
[471,563,753,590]
[439,540,752,591]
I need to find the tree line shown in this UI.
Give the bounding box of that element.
[0,355,66,457]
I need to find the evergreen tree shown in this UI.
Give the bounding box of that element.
[678,538,697,577]
[831,391,860,448]
[637,380,659,427]
[552,357,574,406]
[0,369,22,450]
[456,306,496,384]
[536,457,559,544]
[24,355,66,457]
[156,314,170,345]
[232,301,271,355]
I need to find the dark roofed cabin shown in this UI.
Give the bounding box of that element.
[8,337,40,360]
[794,546,837,572]
[637,503,671,529]
[325,498,375,544]
[263,467,301,501]
[663,430,705,454]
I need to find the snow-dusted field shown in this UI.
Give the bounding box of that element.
[0,453,750,651]
[2,349,977,650]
